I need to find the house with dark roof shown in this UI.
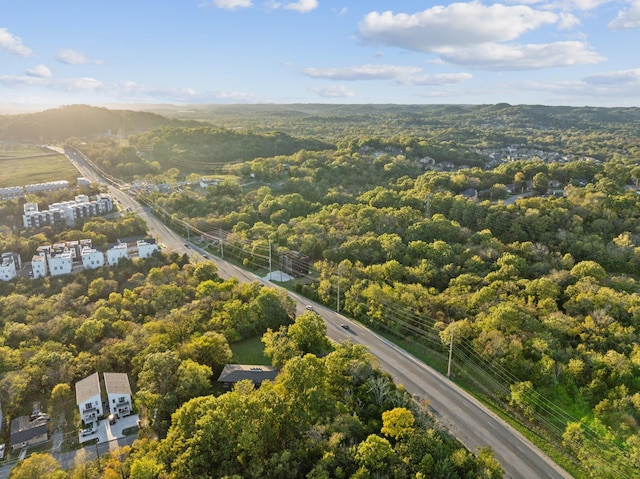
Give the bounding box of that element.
[10,416,47,451]
[217,364,279,390]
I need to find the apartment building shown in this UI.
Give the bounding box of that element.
[23,193,114,229]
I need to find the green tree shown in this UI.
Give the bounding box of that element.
[532,172,549,195]
[354,434,395,473]
[8,453,66,479]
[381,407,415,440]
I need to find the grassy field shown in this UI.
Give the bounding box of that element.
[0,147,78,188]
[230,336,270,365]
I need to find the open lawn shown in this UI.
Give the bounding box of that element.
[230,336,270,365]
[0,148,78,188]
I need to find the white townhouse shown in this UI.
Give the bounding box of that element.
[24,180,69,194]
[0,253,20,282]
[48,250,73,277]
[103,372,133,418]
[137,239,159,259]
[31,254,47,278]
[106,243,129,266]
[75,372,103,425]
[81,246,105,270]
[0,185,24,200]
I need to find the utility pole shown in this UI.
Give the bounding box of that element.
[219,227,224,259]
[447,323,455,378]
[268,240,272,275]
[336,267,341,313]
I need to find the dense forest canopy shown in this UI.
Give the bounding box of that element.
[0,105,189,142]
[0,219,502,479]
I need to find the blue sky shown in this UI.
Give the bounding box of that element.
[1,0,639,110]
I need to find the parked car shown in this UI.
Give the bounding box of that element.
[81,425,96,436]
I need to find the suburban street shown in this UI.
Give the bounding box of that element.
[42,148,575,479]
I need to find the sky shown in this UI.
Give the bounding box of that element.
[1,0,640,111]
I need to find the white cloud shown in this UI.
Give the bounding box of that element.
[0,28,32,56]
[302,64,473,89]
[56,49,101,65]
[0,73,198,102]
[584,68,640,85]
[267,0,318,13]
[398,72,473,86]
[358,3,561,52]
[301,64,423,80]
[548,0,614,11]
[608,1,640,30]
[441,41,604,70]
[509,76,640,104]
[202,0,253,9]
[283,0,318,12]
[309,85,355,98]
[26,65,52,78]
[357,5,603,71]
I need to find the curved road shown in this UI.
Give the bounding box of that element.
[58,147,572,479]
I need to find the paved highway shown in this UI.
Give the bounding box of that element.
[58,148,573,479]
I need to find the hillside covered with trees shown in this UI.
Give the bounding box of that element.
[3,103,640,478]
[0,208,502,478]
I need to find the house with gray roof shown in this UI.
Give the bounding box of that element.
[104,372,133,418]
[217,364,279,389]
[75,372,102,425]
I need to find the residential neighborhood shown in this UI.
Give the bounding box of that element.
[0,237,159,282]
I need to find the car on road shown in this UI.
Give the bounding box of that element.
[305,305,314,311]
[341,324,350,330]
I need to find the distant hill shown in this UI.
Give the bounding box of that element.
[0,104,193,142]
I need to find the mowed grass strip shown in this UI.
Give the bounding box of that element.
[0,152,78,188]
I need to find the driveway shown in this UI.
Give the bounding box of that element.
[79,414,139,450]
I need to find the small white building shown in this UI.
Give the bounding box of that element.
[137,239,159,259]
[106,243,129,266]
[103,372,133,418]
[31,254,47,279]
[81,246,105,270]
[77,177,91,187]
[0,253,20,282]
[75,372,102,425]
